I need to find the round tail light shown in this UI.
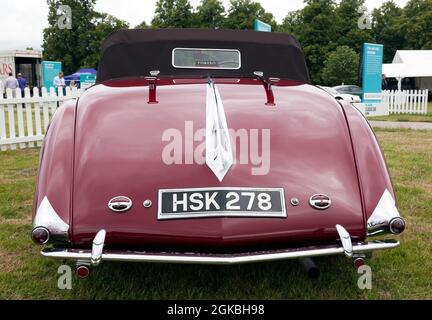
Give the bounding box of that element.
[353,257,365,269]
[389,217,405,235]
[76,265,90,278]
[31,227,50,244]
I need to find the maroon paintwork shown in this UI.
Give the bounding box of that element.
[33,78,395,250]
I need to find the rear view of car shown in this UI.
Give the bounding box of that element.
[31,29,405,278]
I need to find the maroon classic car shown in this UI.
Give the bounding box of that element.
[32,29,405,278]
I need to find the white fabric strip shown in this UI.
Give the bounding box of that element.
[206,80,233,181]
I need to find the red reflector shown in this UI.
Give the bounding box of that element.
[353,257,365,269]
[76,266,90,278]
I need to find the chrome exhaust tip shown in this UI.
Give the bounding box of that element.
[299,258,320,279]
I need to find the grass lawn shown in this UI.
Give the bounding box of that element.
[0,129,431,299]
[369,103,432,122]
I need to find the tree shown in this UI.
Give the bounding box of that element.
[277,10,302,33]
[43,0,97,74]
[401,0,432,50]
[151,0,194,28]
[322,46,359,86]
[195,0,226,29]
[288,0,338,84]
[83,13,129,68]
[224,0,276,30]
[334,0,373,52]
[135,20,150,29]
[372,1,406,62]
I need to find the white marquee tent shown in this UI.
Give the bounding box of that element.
[383,50,432,90]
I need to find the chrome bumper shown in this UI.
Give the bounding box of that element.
[42,240,399,265]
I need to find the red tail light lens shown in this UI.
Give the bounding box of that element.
[76,266,90,278]
[353,257,365,269]
[31,227,50,244]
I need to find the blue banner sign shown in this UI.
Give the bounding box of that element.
[253,19,272,32]
[80,74,97,89]
[362,43,384,104]
[42,61,62,89]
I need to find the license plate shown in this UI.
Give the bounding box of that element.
[158,187,286,220]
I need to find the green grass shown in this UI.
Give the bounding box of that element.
[0,130,431,299]
[369,103,432,122]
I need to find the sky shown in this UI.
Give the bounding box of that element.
[0,0,410,51]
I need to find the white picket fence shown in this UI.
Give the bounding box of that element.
[0,87,83,151]
[383,89,429,114]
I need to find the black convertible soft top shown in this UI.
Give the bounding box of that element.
[97,28,310,83]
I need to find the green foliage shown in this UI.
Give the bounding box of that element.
[402,0,432,50]
[195,0,225,29]
[283,0,337,84]
[151,0,194,28]
[277,10,301,33]
[334,0,373,52]
[43,0,97,74]
[372,0,432,60]
[43,0,129,74]
[224,0,276,30]
[83,13,129,69]
[42,0,432,83]
[322,46,360,86]
[135,20,150,29]
[372,1,406,63]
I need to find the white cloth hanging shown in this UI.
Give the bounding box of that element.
[205,80,233,182]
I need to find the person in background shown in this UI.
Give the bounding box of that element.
[382,74,389,91]
[3,72,19,98]
[17,73,27,97]
[69,79,77,90]
[53,72,66,95]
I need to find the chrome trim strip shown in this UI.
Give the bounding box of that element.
[33,197,69,244]
[41,240,399,265]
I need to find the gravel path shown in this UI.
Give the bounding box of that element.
[369,121,432,130]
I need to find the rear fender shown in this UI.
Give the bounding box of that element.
[340,101,396,222]
[32,100,77,244]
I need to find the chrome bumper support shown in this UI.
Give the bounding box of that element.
[336,224,353,258]
[41,240,399,266]
[91,230,106,266]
